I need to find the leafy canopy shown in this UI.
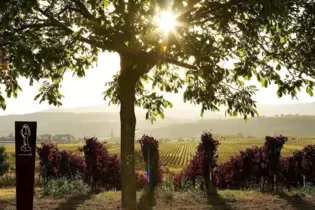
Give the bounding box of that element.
[1,0,315,121]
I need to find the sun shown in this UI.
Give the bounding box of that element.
[155,11,176,34]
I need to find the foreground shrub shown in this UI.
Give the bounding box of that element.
[301,145,315,185]
[39,176,89,198]
[0,175,42,188]
[80,137,120,192]
[214,146,266,189]
[37,141,86,181]
[0,146,10,176]
[213,136,287,191]
[264,136,287,189]
[58,151,86,179]
[184,132,219,194]
[136,172,148,190]
[281,150,304,189]
[138,135,163,191]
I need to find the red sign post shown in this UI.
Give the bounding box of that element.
[15,121,37,210]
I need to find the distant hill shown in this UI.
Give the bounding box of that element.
[1,102,315,139]
[42,102,315,117]
[142,116,315,138]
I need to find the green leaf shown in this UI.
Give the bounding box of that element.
[73,31,80,38]
[276,64,281,71]
[261,78,268,88]
[306,86,313,97]
[104,0,109,9]
[238,50,245,57]
[280,37,285,44]
[18,13,25,19]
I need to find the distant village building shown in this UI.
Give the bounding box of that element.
[0,133,76,145]
[53,134,75,143]
[37,134,53,141]
[0,136,14,141]
[0,136,15,145]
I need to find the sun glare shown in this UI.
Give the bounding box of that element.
[155,11,176,34]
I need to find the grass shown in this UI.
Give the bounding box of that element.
[1,188,315,209]
[0,188,15,201]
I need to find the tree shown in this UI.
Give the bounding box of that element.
[1,1,315,209]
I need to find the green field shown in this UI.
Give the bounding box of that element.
[4,137,315,172]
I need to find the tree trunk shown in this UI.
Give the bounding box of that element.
[119,56,141,210]
[118,51,156,209]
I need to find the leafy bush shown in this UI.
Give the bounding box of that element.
[39,176,89,198]
[264,136,287,188]
[58,151,86,179]
[0,175,42,188]
[8,153,15,172]
[171,172,184,192]
[37,141,61,180]
[80,137,120,191]
[281,150,304,189]
[0,146,10,176]
[138,135,163,191]
[213,136,286,191]
[183,132,219,193]
[214,146,266,189]
[136,172,148,190]
[37,141,86,181]
[301,145,315,185]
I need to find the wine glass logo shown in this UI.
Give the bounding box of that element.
[20,124,32,152]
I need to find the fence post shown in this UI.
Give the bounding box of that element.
[303,175,306,187]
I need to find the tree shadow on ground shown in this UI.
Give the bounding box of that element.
[54,194,93,210]
[0,198,15,210]
[137,189,156,210]
[207,193,235,210]
[277,192,315,210]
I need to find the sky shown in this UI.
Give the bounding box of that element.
[1,52,315,116]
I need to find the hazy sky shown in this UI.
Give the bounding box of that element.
[1,52,314,116]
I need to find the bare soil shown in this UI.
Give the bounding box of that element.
[1,189,315,210]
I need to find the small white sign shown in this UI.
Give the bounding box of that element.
[20,124,32,153]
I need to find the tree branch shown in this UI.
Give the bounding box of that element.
[71,0,100,23]
[25,7,198,71]
[162,56,197,70]
[36,7,113,49]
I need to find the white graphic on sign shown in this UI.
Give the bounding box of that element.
[18,153,32,157]
[20,124,32,152]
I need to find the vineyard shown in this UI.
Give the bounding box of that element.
[102,137,315,168]
[4,137,312,171]
[2,135,315,209]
